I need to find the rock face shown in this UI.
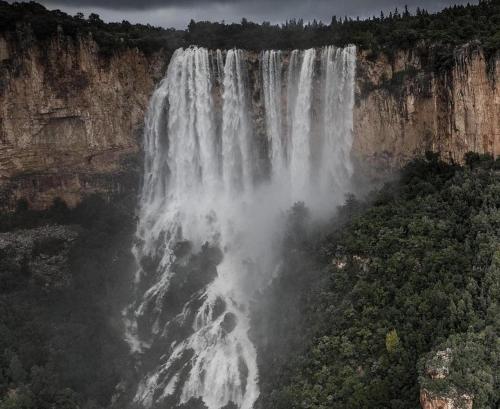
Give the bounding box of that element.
[0,33,167,210]
[0,35,498,210]
[419,349,473,409]
[354,44,499,171]
[0,224,79,291]
[420,389,473,409]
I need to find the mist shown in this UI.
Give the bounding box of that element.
[119,45,356,409]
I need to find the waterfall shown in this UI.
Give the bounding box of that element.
[222,49,253,195]
[125,45,356,409]
[320,46,356,198]
[289,48,316,201]
[261,50,284,178]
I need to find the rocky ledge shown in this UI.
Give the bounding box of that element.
[0,224,79,291]
[420,349,473,409]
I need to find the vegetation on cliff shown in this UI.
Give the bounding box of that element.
[186,0,500,65]
[252,153,500,409]
[0,1,184,56]
[0,153,499,409]
[1,0,499,62]
[0,196,136,409]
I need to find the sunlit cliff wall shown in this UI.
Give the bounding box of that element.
[354,43,499,174]
[0,33,167,210]
[0,35,498,210]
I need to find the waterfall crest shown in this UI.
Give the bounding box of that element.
[125,45,356,409]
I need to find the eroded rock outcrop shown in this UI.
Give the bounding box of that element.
[354,44,499,171]
[419,349,474,409]
[0,33,167,210]
[420,389,473,409]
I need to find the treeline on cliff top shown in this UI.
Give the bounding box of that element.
[251,152,500,409]
[0,0,499,60]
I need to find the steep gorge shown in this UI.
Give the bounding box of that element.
[0,11,498,408]
[0,34,498,209]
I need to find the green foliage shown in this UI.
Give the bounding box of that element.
[8,356,26,385]
[0,1,499,64]
[0,1,186,56]
[0,195,136,408]
[183,0,500,69]
[419,332,497,407]
[0,388,33,409]
[385,330,400,354]
[253,153,500,409]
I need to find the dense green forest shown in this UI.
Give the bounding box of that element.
[252,153,500,409]
[0,154,499,409]
[0,0,499,62]
[0,197,136,409]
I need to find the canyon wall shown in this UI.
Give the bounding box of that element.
[354,43,499,173]
[0,35,498,210]
[0,33,167,210]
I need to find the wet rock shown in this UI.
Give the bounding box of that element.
[221,312,237,334]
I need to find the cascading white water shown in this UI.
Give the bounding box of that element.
[319,46,356,198]
[222,49,253,195]
[261,50,284,178]
[289,48,316,202]
[125,45,356,409]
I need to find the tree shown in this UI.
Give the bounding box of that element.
[0,389,33,409]
[8,356,26,384]
[88,13,102,25]
[385,330,400,353]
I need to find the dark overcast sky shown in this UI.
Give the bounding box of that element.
[35,0,477,28]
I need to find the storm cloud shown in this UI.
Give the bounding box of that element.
[36,0,477,28]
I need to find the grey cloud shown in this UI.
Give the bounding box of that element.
[42,0,235,9]
[40,0,476,12]
[38,0,476,28]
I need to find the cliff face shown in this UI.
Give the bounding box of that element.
[0,37,498,210]
[354,45,499,171]
[420,389,473,409]
[419,349,474,409]
[0,33,167,210]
